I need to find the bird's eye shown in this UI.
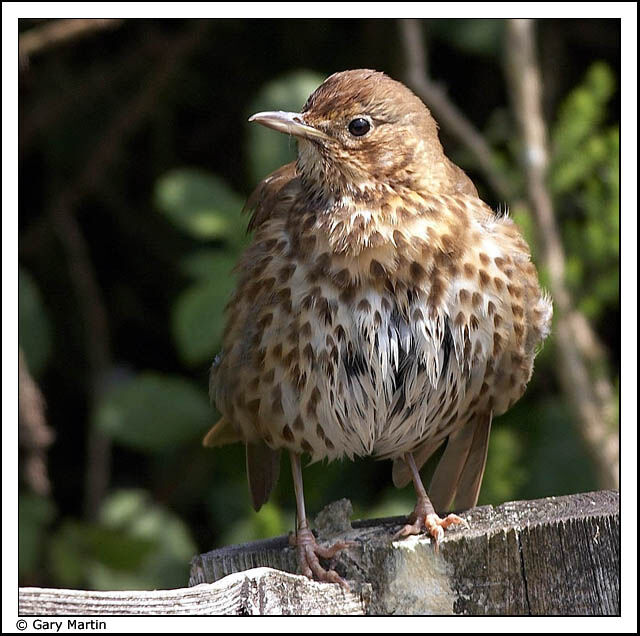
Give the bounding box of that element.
[348,118,371,137]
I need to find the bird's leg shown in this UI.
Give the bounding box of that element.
[393,452,469,549]
[289,452,352,588]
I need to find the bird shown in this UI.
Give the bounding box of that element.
[203,69,553,587]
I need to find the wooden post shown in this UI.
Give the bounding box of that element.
[18,490,619,615]
[190,490,620,615]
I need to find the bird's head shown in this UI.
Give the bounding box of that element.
[249,69,449,204]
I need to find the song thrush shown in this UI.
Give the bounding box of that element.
[204,69,552,587]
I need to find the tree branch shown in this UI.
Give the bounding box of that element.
[19,350,55,496]
[398,18,514,201]
[504,19,618,488]
[19,19,124,66]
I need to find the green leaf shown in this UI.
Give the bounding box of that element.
[19,268,53,376]
[49,490,197,590]
[220,501,292,546]
[94,372,212,452]
[247,70,326,183]
[50,520,156,587]
[49,521,91,588]
[179,249,239,282]
[91,490,197,590]
[19,493,56,577]
[154,168,246,243]
[478,426,527,505]
[431,19,504,57]
[172,272,236,366]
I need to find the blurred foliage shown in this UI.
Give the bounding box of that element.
[18,268,52,378]
[93,373,212,452]
[17,19,619,591]
[550,63,620,322]
[49,490,196,590]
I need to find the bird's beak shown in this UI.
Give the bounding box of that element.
[248,111,329,141]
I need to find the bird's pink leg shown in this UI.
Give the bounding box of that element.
[393,452,469,549]
[289,452,353,588]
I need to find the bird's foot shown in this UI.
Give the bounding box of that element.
[289,527,354,589]
[393,497,469,550]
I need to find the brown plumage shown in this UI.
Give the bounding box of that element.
[205,69,552,586]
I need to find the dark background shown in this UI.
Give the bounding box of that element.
[18,18,620,590]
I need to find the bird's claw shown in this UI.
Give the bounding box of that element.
[393,512,469,550]
[290,527,353,589]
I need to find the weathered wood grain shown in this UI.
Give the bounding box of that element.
[18,567,366,616]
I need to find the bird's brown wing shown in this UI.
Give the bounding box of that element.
[207,163,299,511]
[245,161,298,232]
[202,417,243,447]
[246,440,282,512]
[428,411,492,513]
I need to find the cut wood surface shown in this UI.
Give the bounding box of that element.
[19,490,619,616]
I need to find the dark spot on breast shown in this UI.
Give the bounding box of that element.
[257,313,273,330]
[334,324,346,341]
[428,276,446,309]
[303,343,315,365]
[333,268,351,288]
[369,231,385,247]
[300,321,312,338]
[283,347,298,367]
[278,264,296,283]
[302,214,317,232]
[262,278,276,293]
[507,283,523,299]
[357,299,372,313]
[493,333,503,356]
[410,261,427,283]
[393,229,407,247]
[339,285,357,304]
[317,297,333,325]
[314,252,331,277]
[369,259,385,278]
